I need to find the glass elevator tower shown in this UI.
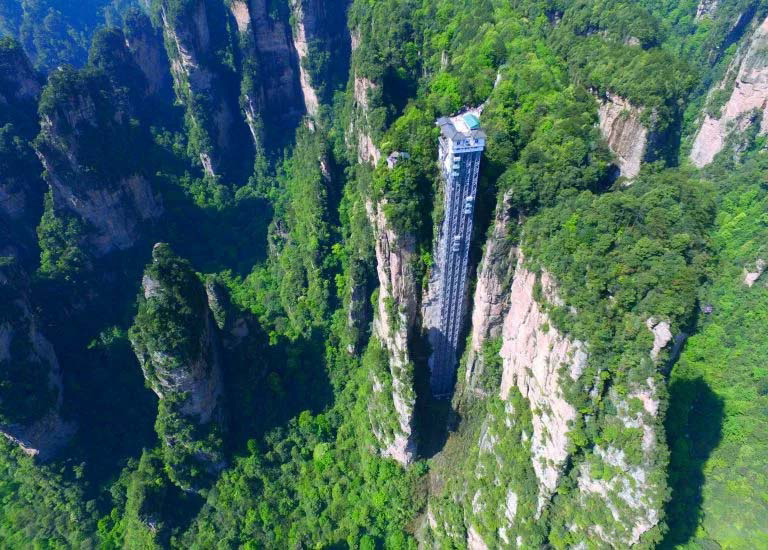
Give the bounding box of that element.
[430,113,486,398]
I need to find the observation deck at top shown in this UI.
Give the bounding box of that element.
[429,112,486,398]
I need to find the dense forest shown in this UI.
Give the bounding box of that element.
[0,0,766,548]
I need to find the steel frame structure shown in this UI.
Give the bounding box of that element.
[430,116,485,398]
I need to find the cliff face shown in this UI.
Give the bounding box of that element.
[696,0,719,21]
[347,26,382,166]
[160,0,346,169]
[498,260,588,513]
[427,254,669,547]
[0,39,43,226]
[289,0,350,114]
[289,0,320,116]
[350,73,382,166]
[501,263,667,546]
[232,0,304,129]
[463,190,516,393]
[0,262,74,460]
[365,200,417,465]
[123,11,173,99]
[596,91,652,179]
[572,376,664,547]
[691,16,768,167]
[130,243,225,489]
[35,69,163,257]
[159,0,227,176]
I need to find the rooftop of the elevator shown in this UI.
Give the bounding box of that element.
[463,113,480,129]
[436,112,487,142]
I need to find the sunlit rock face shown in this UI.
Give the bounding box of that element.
[35,70,162,256]
[596,91,651,179]
[499,258,587,510]
[691,16,768,167]
[696,0,719,21]
[464,189,516,393]
[364,200,417,465]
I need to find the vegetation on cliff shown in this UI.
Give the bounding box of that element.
[130,243,225,491]
[0,1,766,549]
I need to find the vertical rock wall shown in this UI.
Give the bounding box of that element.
[289,0,351,115]
[691,16,768,167]
[123,11,173,99]
[0,264,74,460]
[464,189,516,392]
[427,250,670,547]
[159,0,245,176]
[35,70,163,256]
[243,0,304,127]
[289,0,320,117]
[365,200,417,465]
[350,73,381,166]
[596,91,651,179]
[499,258,588,510]
[130,243,226,489]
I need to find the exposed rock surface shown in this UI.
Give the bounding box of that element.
[132,244,224,425]
[159,0,238,175]
[0,263,74,460]
[0,39,43,225]
[130,244,225,489]
[574,376,663,546]
[464,190,516,391]
[499,257,588,510]
[427,390,535,548]
[366,200,417,465]
[123,11,173,98]
[229,0,251,33]
[242,0,304,126]
[646,317,673,361]
[288,0,350,115]
[596,91,651,179]
[351,75,381,166]
[289,0,320,116]
[691,16,768,167]
[696,0,719,21]
[228,0,346,149]
[467,525,489,550]
[420,199,448,373]
[744,258,766,286]
[160,0,212,93]
[35,71,162,256]
[428,252,667,547]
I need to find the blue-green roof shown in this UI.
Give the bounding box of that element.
[463,113,480,130]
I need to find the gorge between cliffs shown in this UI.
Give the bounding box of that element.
[0,0,766,548]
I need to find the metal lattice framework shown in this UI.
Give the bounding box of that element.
[430,117,485,398]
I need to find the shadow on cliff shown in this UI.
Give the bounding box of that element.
[33,247,159,492]
[661,376,724,548]
[160,188,272,277]
[412,327,463,459]
[224,325,334,454]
